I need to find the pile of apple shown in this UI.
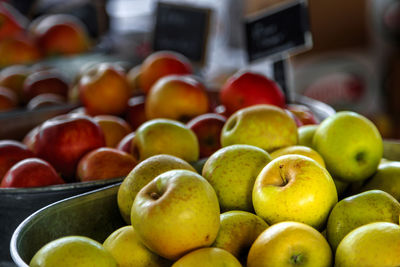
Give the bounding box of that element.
[27,53,400,266]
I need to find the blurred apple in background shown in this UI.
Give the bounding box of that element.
[27,93,66,110]
[125,95,147,130]
[286,104,318,125]
[146,75,209,122]
[77,147,137,182]
[221,104,298,152]
[93,115,132,148]
[78,63,131,116]
[0,86,17,111]
[0,64,30,103]
[0,35,41,68]
[126,64,142,96]
[1,158,64,188]
[285,108,303,127]
[0,140,34,183]
[116,132,135,154]
[30,14,90,57]
[270,145,326,168]
[140,50,192,94]
[298,124,318,148]
[187,113,226,158]
[0,3,27,40]
[33,113,106,180]
[220,71,285,116]
[23,69,69,102]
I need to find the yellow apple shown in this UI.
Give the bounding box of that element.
[270,145,325,168]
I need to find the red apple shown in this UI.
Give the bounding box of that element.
[78,63,131,116]
[140,51,192,94]
[76,147,137,182]
[145,75,210,122]
[1,158,64,188]
[93,115,132,147]
[27,93,66,110]
[0,35,41,68]
[0,2,27,40]
[0,140,34,183]
[23,69,69,102]
[285,109,303,127]
[0,86,17,111]
[187,113,226,158]
[29,14,90,57]
[219,71,285,115]
[33,113,106,180]
[125,95,147,130]
[22,125,40,151]
[116,132,136,155]
[286,104,318,125]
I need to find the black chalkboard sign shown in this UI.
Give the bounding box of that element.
[153,2,212,64]
[245,1,312,62]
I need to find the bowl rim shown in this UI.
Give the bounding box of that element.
[9,182,121,267]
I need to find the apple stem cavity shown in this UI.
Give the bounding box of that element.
[290,253,304,265]
[150,192,160,200]
[355,151,366,165]
[279,164,288,186]
[225,117,237,132]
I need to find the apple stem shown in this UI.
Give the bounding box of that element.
[279,164,288,186]
[150,192,160,200]
[291,254,303,264]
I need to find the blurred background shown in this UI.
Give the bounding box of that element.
[3,0,400,138]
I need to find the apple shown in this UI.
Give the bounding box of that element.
[30,14,90,57]
[33,113,106,180]
[131,169,220,260]
[133,118,199,162]
[359,161,400,201]
[76,147,137,182]
[78,63,131,116]
[0,35,41,68]
[140,50,192,94]
[93,115,132,148]
[298,124,318,148]
[286,104,318,125]
[202,144,271,212]
[253,155,337,229]
[270,145,325,168]
[0,140,34,182]
[212,210,268,263]
[0,2,27,40]
[219,71,285,116]
[0,86,17,111]
[247,221,332,267]
[326,189,400,251]
[116,132,135,155]
[23,69,69,102]
[126,64,143,96]
[0,64,30,102]
[1,158,65,188]
[22,125,40,151]
[30,236,117,267]
[285,108,303,127]
[313,111,383,183]
[145,75,210,121]
[333,177,350,198]
[125,95,147,130]
[117,154,195,224]
[103,226,170,267]
[172,247,241,267]
[221,104,298,152]
[27,93,66,110]
[186,113,226,158]
[335,222,400,267]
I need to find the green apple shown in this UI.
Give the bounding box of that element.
[360,161,400,201]
[298,124,318,148]
[202,144,271,211]
[212,210,268,263]
[172,247,242,267]
[247,221,332,267]
[313,111,383,182]
[220,104,298,152]
[252,154,337,229]
[131,169,220,260]
[133,118,199,162]
[270,145,325,167]
[117,154,195,224]
[326,189,400,251]
[30,236,117,267]
[103,225,170,267]
[335,222,400,267]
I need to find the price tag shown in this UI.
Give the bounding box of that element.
[153,2,212,65]
[245,0,312,62]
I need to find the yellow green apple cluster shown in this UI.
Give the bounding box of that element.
[30,105,400,267]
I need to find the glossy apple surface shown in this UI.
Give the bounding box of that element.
[0,140,34,182]
[23,70,69,102]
